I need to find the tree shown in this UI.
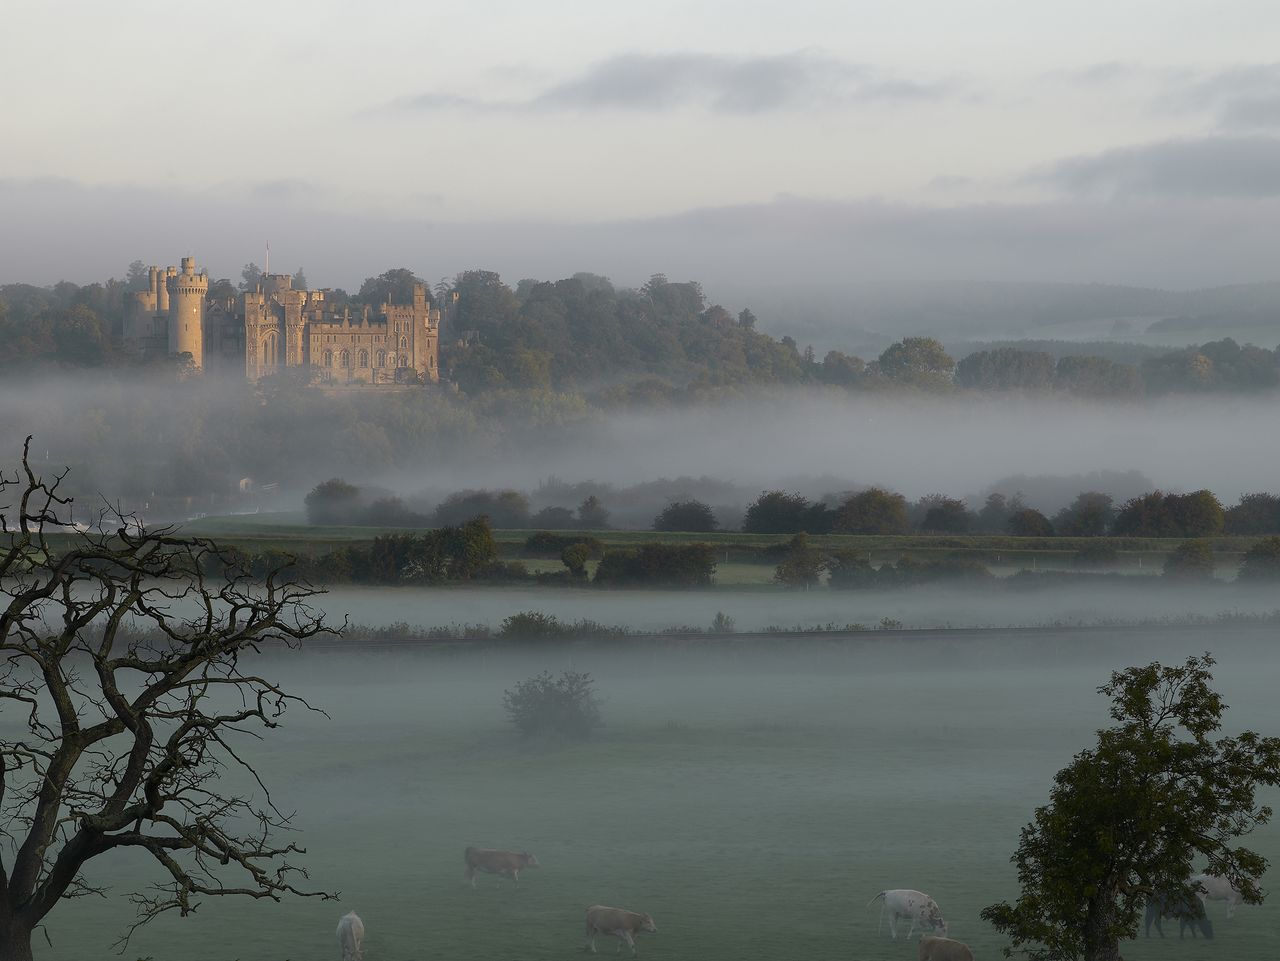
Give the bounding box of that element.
[1054,492,1115,537]
[304,477,363,525]
[981,654,1280,961]
[502,670,602,739]
[0,440,333,960]
[875,337,955,389]
[833,487,908,535]
[1237,536,1280,581]
[956,348,1054,391]
[1225,492,1280,535]
[238,262,263,291]
[918,496,972,533]
[1008,508,1054,537]
[577,495,610,530]
[772,533,825,589]
[742,490,811,534]
[1162,539,1215,580]
[293,266,308,290]
[653,499,719,533]
[356,267,428,306]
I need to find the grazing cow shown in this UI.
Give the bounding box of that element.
[1144,892,1215,939]
[918,935,975,961]
[1191,873,1244,918]
[336,911,365,961]
[585,904,657,956]
[867,889,948,940]
[463,846,539,887]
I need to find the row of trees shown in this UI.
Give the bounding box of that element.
[5,266,1279,399]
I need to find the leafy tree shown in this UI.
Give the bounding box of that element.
[304,477,362,525]
[0,440,333,961]
[593,543,716,587]
[981,654,1280,961]
[1237,536,1280,582]
[560,542,591,578]
[1054,492,1115,537]
[1225,492,1280,535]
[293,266,308,290]
[1162,539,1215,580]
[956,348,1054,391]
[875,337,955,389]
[743,490,811,534]
[977,493,1018,533]
[1008,508,1054,537]
[577,494,610,530]
[356,267,429,305]
[737,308,757,330]
[653,499,719,532]
[1054,355,1143,397]
[1163,490,1225,537]
[825,550,878,589]
[819,349,866,386]
[125,259,149,291]
[239,262,263,291]
[833,487,909,535]
[530,505,577,529]
[433,489,530,529]
[772,533,825,589]
[502,670,602,739]
[918,496,972,533]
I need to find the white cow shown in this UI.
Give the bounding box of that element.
[337,911,365,961]
[1191,873,1244,918]
[868,889,948,940]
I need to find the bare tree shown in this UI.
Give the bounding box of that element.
[0,438,334,961]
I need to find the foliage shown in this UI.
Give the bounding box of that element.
[304,477,363,524]
[1225,492,1280,534]
[743,490,831,534]
[917,495,973,533]
[502,670,603,739]
[522,531,604,556]
[593,543,716,587]
[653,499,719,532]
[772,533,825,589]
[710,611,737,633]
[981,654,1280,961]
[0,440,333,959]
[1237,535,1280,581]
[434,489,530,528]
[832,487,909,534]
[956,348,1055,391]
[1008,508,1054,537]
[577,494,611,530]
[1054,492,1115,537]
[1114,490,1224,538]
[1162,539,1216,580]
[875,337,955,389]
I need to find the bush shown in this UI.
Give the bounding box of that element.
[1162,539,1216,580]
[653,499,719,532]
[593,543,716,587]
[522,532,604,557]
[1072,543,1119,568]
[1238,536,1280,581]
[502,670,603,739]
[772,533,824,589]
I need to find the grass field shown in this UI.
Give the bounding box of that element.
[33,630,1280,961]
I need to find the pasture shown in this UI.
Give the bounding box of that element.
[34,628,1280,960]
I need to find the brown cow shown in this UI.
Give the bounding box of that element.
[462,846,539,887]
[585,904,657,955]
[918,935,974,961]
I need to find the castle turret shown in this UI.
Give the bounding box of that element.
[168,256,208,368]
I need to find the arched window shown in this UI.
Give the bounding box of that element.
[340,349,351,368]
[323,349,333,367]
[399,336,408,350]
[399,354,408,368]
[262,333,278,367]
[358,349,369,368]
[376,350,386,367]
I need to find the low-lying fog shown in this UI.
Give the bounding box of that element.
[318,581,1280,633]
[2,375,1279,511]
[30,629,1280,961]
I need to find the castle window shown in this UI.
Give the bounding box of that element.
[399,336,408,350]
[323,350,333,367]
[358,349,369,368]
[399,354,408,367]
[340,349,351,368]
[376,350,386,367]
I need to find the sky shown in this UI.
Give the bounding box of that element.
[4,0,1280,291]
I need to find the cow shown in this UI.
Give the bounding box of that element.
[463,846,539,887]
[336,911,365,961]
[1144,892,1215,939]
[867,889,948,940]
[918,935,975,961]
[1191,873,1244,918]
[585,904,657,956]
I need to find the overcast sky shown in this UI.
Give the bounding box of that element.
[4,0,1280,291]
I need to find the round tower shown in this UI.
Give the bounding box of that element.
[168,256,209,368]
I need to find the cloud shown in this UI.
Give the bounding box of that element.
[394,50,950,115]
[1032,136,1280,198]
[1159,63,1280,130]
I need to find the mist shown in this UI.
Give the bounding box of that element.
[22,631,1280,961]
[2,372,1277,517]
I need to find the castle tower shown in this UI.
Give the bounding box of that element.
[167,256,208,368]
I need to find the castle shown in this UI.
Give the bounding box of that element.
[124,256,441,386]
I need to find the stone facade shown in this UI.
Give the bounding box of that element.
[124,256,440,386]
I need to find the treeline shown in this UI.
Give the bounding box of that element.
[5,265,1279,399]
[770,534,1280,588]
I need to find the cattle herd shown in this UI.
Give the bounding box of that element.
[332,852,1249,959]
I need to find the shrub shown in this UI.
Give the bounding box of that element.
[593,543,716,587]
[1072,543,1119,568]
[772,533,824,589]
[1162,539,1216,580]
[1238,536,1280,581]
[710,611,736,633]
[502,670,602,739]
[653,499,719,532]
[523,532,604,557]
